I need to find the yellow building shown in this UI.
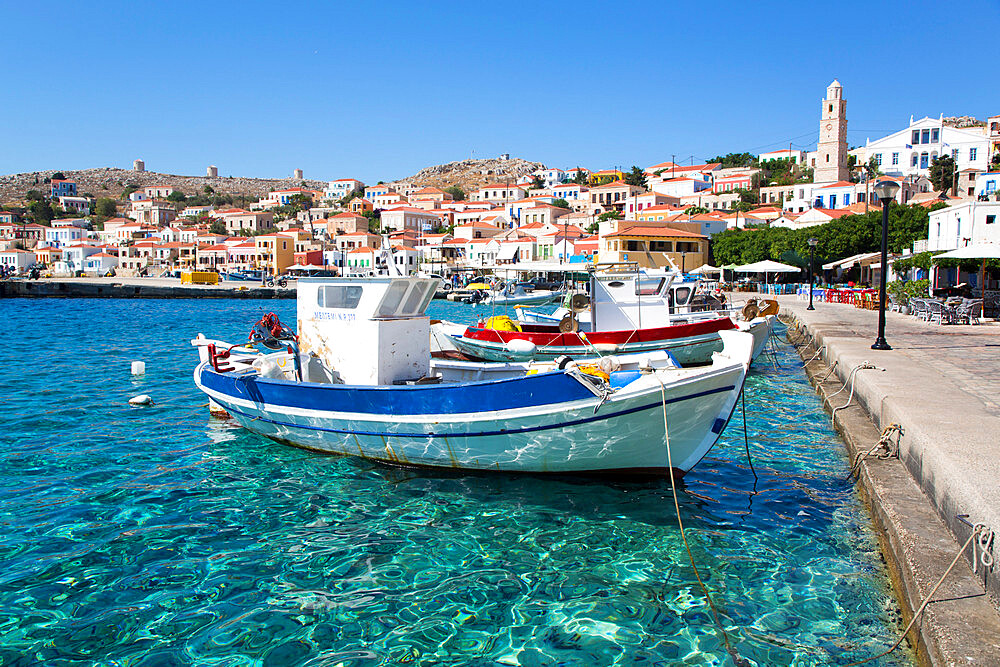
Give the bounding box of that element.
[255,233,295,275]
[587,169,624,186]
[600,222,708,272]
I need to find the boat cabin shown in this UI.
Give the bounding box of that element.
[590,270,702,330]
[297,276,439,385]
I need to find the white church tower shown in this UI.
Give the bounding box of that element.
[815,80,849,183]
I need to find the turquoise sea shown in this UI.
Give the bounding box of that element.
[0,298,910,666]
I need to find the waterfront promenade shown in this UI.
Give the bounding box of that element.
[0,276,296,298]
[736,290,1000,663]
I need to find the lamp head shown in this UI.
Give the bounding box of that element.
[808,237,818,247]
[873,180,900,204]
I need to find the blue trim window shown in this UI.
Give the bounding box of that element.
[931,128,940,143]
[844,194,851,206]
[891,152,899,165]
[920,153,929,169]
[829,194,837,208]
[921,129,930,144]
[912,130,920,144]
[912,154,918,167]
[970,148,978,161]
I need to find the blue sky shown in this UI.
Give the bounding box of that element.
[3,0,998,183]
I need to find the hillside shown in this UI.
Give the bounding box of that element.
[0,156,548,205]
[0,167,327,204]
[386,157,545,194]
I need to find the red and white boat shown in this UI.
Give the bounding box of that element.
[436,269,740,364]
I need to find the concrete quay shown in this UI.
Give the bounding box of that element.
[739,291,1000,664]
[0,276,295,299]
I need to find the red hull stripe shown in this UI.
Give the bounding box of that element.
[463,317,736,346]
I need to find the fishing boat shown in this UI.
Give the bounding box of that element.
[513,272,777,362]
[436,269,745,364]
[480,281,561,306]
[191,276,753,476]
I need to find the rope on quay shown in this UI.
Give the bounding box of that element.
[829,362,882,425]
[845,423,902,481]
[657,376,750,667]
[845,523,990,667]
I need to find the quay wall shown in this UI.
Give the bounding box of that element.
[0,280,294,299]
[775,303,1000,665]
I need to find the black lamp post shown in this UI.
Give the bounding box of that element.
[871,180,900,350]
[807,237,818,310]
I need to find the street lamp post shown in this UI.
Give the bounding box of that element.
[807,237,818,310]
[871,180,900,350]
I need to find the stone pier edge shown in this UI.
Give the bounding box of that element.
[781,311,1000,666]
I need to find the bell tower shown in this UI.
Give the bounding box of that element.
[815,80,848,183]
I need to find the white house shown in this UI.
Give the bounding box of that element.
[853,115,989,179]
[974,172,1000,200]
[44,225,85,247]
[758,148,806,164]
[84,252,119,275]
[471,185,527,204]
[927,200,1000,251]
[0,249,36,272]
[380,207,440,233]
[324,178,365,202]
[62,245,104,273]
[532,168,566,188]
[650,177,712,198]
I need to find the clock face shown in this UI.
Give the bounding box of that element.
[826,123,833,131]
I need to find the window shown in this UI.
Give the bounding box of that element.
[649,241,672,252]
[829,194,837,208]
[912,154,918,167]
[844,194,851,206]
[858,192,866,203]
[970,148,978,161]
[952,149,959,160]
[318,285,363,309]
[912,130,920,144]
[828,104,833,112]
[826,154,830,163]
[626,240,641,251]
[875,153,882,166]
[891,152,899,165]
[987,215,996,225]
[931,129,940,143]
[920,153,929,169]
[921,129,930,144]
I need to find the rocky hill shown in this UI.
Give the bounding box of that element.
[386,157,545,193]
[0,156,547,205]
[0,167,327,204]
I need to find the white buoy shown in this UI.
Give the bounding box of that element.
[128,394,154,406]
[131,361,146,375]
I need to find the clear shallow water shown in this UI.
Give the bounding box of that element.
[0,298,910,666]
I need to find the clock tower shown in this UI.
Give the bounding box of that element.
[815,80,848,183]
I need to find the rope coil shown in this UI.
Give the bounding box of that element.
[846,423,902,481]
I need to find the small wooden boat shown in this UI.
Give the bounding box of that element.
[191,276,753,476]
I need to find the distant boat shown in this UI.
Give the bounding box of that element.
[480,281,561,306]
[191,276,753,476]
[221,270,264,282]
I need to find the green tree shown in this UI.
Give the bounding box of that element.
[530,175,544,189]
[121,186,138,200]
[28,199,55,223]
[443,185,466,201]
[571,167,588,185]
[203,185,215,195]
[166,190,187,203]
[684,206,709,216]
[731,187,758,212]
[210,220,227,235]
[95,198,118,217]
[362,209,381,233]
[25,189,43,201]
[623,165,647,188]
[707,152,756,169]
[551,198,570,209]
[597,211,623,222]
[51,172,65,180]
[339,188,363,207]
[929,154,956,194]
[865,156,881,181]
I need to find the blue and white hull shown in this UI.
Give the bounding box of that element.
[193,332,752,476]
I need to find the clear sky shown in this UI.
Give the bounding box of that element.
[3,0,998,183]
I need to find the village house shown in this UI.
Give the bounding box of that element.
[144,185,178,199]
[380,207,440,233]
[0,248,37,272]
[589,181,645,214]
[323,212,369,236]
[600,221,708,271]
[324,178,365,202]
[50,178,77,198]
[221,210,274,234]
[471,184,527,204]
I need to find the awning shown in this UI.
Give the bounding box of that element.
[823,251,882,271]
[733,260,801,273]
[932,243,1000,260]
[497,245,519,261]
[689,264,721,274]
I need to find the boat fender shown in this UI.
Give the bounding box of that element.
[598,355,621,374]
[554,354,574,370]
[128,394,153,406]
[506,339,537,356]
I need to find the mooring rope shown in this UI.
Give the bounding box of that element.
[829,362,878,426]
[845,423,902,481]
[741,387,757,483]
[657,376,750,667]
[845,524,987,667]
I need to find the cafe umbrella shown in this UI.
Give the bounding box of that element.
[931,243,1000,296]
